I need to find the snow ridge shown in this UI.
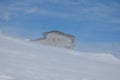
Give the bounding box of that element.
[0,35,120,80]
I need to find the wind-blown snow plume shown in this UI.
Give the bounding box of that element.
[0,35,120,80]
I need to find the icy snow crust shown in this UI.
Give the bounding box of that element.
[0,35,120,80]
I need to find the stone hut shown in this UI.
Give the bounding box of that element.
[32,30,75,49]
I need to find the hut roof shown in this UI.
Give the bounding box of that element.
[43,30,75,38]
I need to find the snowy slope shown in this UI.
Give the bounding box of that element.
[0,35,120,80]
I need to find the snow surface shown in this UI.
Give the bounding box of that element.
[0,35,120,80]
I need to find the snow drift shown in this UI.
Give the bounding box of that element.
[0,35,120,80]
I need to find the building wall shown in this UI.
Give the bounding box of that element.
[34,33,74,49]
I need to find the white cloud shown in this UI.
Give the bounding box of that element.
[25,7,39,14]
[0,0,120,24]
[0,26,24,38]
[76,41,120,55]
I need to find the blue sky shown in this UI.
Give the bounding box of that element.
[0,0,120,56]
